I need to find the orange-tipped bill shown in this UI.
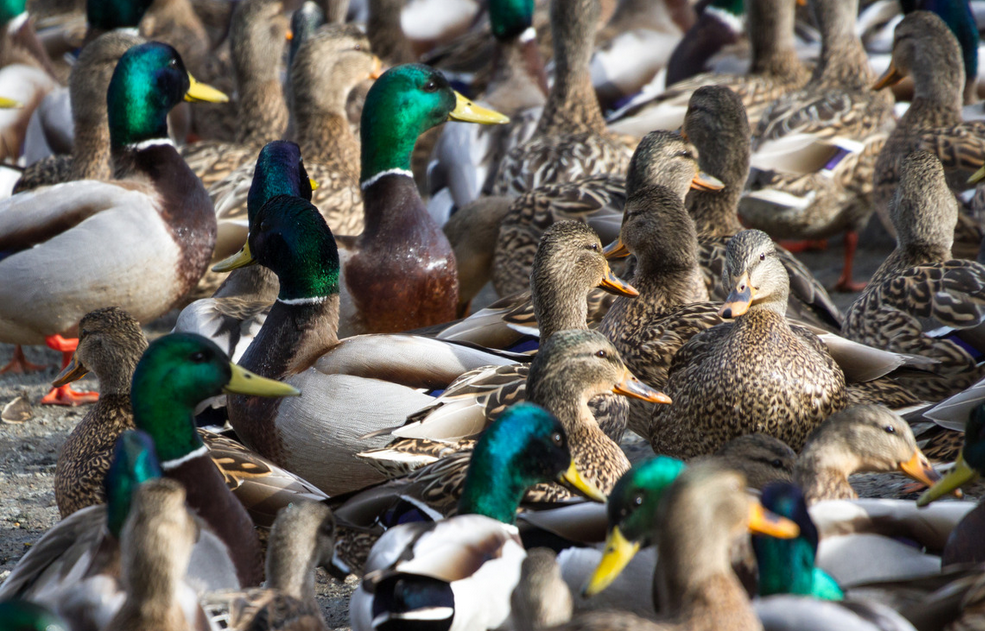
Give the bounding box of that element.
[52,355,88,387]
[691,171,724,191]
[719,274,753,318]
[369,56,384,80]
[603,238,630,259]
[582,526,640,597]
[285,29,294,41]
[613,369,672,404]
[917,453,977,507]
[872,61,904,90]
[598,267,639,297]
[749,499,800,539]
[898,449,949,493]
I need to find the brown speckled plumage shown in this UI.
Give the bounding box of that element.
[649,230,847,458]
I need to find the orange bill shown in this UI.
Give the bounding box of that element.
[603,238,631,259]
[691,171,724,191]
[612,368,672,404]
[598,266,639,297]
[749,499,800,539]
[872,61,904,90]
[719,273,753,318]
[52,354,88,387]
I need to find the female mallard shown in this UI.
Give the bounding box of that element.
[491,0,632,197]
[220,193,519,495]
[0,42,227,405]
[682,84,843,330]
[843,151,985,401]
[349,402,604,631]
[649,229,848,458]
[608,0,809,138]
[739,0,895,293]
[872,10,985,260]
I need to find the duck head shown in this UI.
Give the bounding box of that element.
[105,430,162,539]
[918,402,985,506]
[719,229,788,318]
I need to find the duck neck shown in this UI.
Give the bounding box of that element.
[486,31,549,107]
[811,0,873,89]
[658,526,749,621]
[538,0,607,136]
[459,455,531,524]
[795,445,857,503]
[237,77,289,147]
[71,122,112,180]
[131,394,204,466]
[241,294,341,381]
[531,273,592,339]
[902,54,964,130]
[266,533,319,605]
[748,0,803,79]
[367,0,415,64]
[688,192,744,238]
[298,110,359,173]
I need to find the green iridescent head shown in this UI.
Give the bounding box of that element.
[247,195,340,301]
[106,42,191,148]
[489,0,534,40]
[962,403,985,472]
[247,141,314,225]
[459,403,603,524]
[86,0,153,31]
[0,601,69,631]
[104,429,162,538]
[708,0,744,16]
[752,482,843,600]
[0,0,25,25]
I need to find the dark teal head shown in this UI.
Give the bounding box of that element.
[459,403,581,524]
[0,0,25,25]
[963,403,985,472]
[910,0,978,81]
[290,2,326,69]
[489,0,534,40]
[86,0,153,30]
[0,601,69,631]
[247,141,314,225]
[104,430,161,538]
[107,42,190,147]
[752,482,842,600]
[249,195,340,301]
[708,0,744,16]
[606,457,686,547]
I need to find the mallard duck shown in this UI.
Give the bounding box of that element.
[360,330,669,496]
[219,193,520,495]
[739,0,895,293]
[199,501,336,631]
[606,0,809,138]
[649,230,848,458]
[349,402,605,631]
[511,548,575,631]
[795,405,941,503]
[0,430,239,625]
[0,42,227,405]
[682,84,843,330]
[571,461,799,631]
[663,0,746,88]
[706,433,798,491]
[843,151,985,401]
[178,0,292,190]
[13,31,143,193]
[491,0,631,197]
[0,601,69,631]
[872,10,985,261]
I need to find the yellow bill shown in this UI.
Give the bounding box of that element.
[309,177,320,191]
[448,92,509,125]
[968,164,985,185]
[917,453,978,507]
[0,96,20,108]
[582,526,640,597]
[185,74,229,103]
[224,363,300,397]
[557,460,607,503]
[212,242,256,272]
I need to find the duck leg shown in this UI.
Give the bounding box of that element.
[0,345,47,374]
[39,335,98,406]
[777,238,828,253]
[833,230,867,293]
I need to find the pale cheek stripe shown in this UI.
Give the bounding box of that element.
[277,296,329,306]
[360,168,413,190]
[161,444,209,471]
[127,138,177,151]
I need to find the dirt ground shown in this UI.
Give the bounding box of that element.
[0,232,897,628]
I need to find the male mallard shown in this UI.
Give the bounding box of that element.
[843,151,985,401]
[872,10,985,261]
[0,42,227,405]
[492,0,631,197]
[0,602,68,631]
[606,0,809,138]
[649,230,848,458]
[220,193,518,495]
[349,402,605,631]
[740,0,895,293]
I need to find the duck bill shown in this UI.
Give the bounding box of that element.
[557,461,608,503]
[691,171,724,191]
[612,368,671,404]
[582,526,640,597]
[917,453,978,507]
[52,355,89,387]
[448,91,510,125]
[749,499,800,539]
[603,238,631,259]
[212,242,256,272]
[598,266,639,297]
[872,62,904,91]
[0,96,20,108]
[898,448,947,492]
[309,177,320,191]
[184,74,229,103]
[969,165,985,185]
[369,56,384,80]
[719,274,753,318]
[224,363,301,397]
[285,29,294,41]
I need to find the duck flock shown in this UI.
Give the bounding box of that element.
[2,0,985,629]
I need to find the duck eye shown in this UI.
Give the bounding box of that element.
[759,253,765,261]
[353,43,361,51]
[884,425,896,434]
[595,350,607,359]
[551,431,564,447]
[633,493,643,507]
[189,351,207,363]
[422,79,438,93]
[259,219,270,232]
[587,243,599,252]
[771,459,784,469]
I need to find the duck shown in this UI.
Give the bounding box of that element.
[511,548,575,631]
[739,0,896,294]
[349,402,606,631]
[199,500,336,631]
[682,84,843,331]
[14,31,142,192]
[605,0,809,138]
[178,0,292,190]
[872,10,985,262]
[0,42,227,405]
[358,330,669,497]
[491,0,632,198]
[568,461,799,631]
[662,0,747,88]
[0,601,69,631]
[219,193,520,495]
[0,430,240,626]
[843,150,985,402]
[649,229,848,459]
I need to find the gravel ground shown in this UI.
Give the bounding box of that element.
[0,233,903,629]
